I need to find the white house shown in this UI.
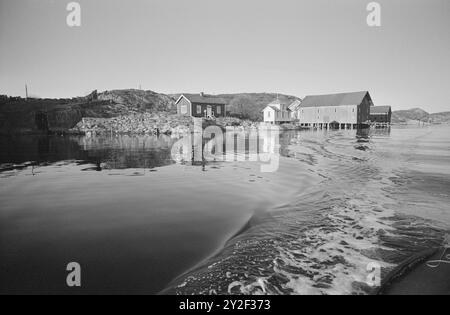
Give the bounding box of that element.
[262,99,292,124]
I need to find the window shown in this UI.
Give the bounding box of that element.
[180,105,187,114]
[217,106,221,114]
[268,111,271,118]
[197,105,201,114]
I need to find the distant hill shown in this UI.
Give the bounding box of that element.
[392,108,450,124]
[171,93,300,121]
[392,108,429,124]
[429,111,450,124]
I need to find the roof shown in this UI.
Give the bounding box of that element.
[269,106,280,112]
[288,99,301,111]
[370,106,391,114]
[177,94,226,105]
[262,99,293,112]
[300,91,370,108]
[262,105,280,112]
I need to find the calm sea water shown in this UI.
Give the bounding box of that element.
[1,125,449,294]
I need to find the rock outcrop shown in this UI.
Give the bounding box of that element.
[70,113,193,136]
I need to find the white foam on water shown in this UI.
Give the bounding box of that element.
[271,196,397,295]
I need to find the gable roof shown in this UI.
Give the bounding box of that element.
[370,106,391,114]
[262,105,279,112]
[177,94,226,105]
[262,99,294,112]
[300,91,370,108]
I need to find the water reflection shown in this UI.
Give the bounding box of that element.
[1,130,284,172]
[369,127,391,137]
[0,128,389,173]
[0,135,177,171]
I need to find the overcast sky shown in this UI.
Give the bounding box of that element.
[0,0,449,112]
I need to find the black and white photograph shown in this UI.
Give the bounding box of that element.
[1,0,449,299]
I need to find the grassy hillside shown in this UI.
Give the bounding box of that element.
[98,89,177,114]
[218,93,300,121]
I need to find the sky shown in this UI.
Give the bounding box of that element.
[0,0,449,113]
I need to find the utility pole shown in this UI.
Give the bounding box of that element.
[25,84,28,100]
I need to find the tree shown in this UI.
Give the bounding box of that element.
[228,96,261,121]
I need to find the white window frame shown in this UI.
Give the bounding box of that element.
[197,105,201,114]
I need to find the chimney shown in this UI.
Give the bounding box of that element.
[200,92,205,97]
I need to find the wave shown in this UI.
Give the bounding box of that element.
[161,129,450,295]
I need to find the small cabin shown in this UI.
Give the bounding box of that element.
[176,93,226,118]
[370,106,392,124]
[262,99,292,124]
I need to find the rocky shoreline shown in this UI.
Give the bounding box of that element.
[69,113,303,136]
[69,113,260,136]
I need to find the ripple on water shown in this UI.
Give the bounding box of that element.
[163,129,450,295]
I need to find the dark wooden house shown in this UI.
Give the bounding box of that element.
[370,106,392,124]
[176,93,226,118]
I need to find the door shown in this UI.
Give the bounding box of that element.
[207,105,212,118]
